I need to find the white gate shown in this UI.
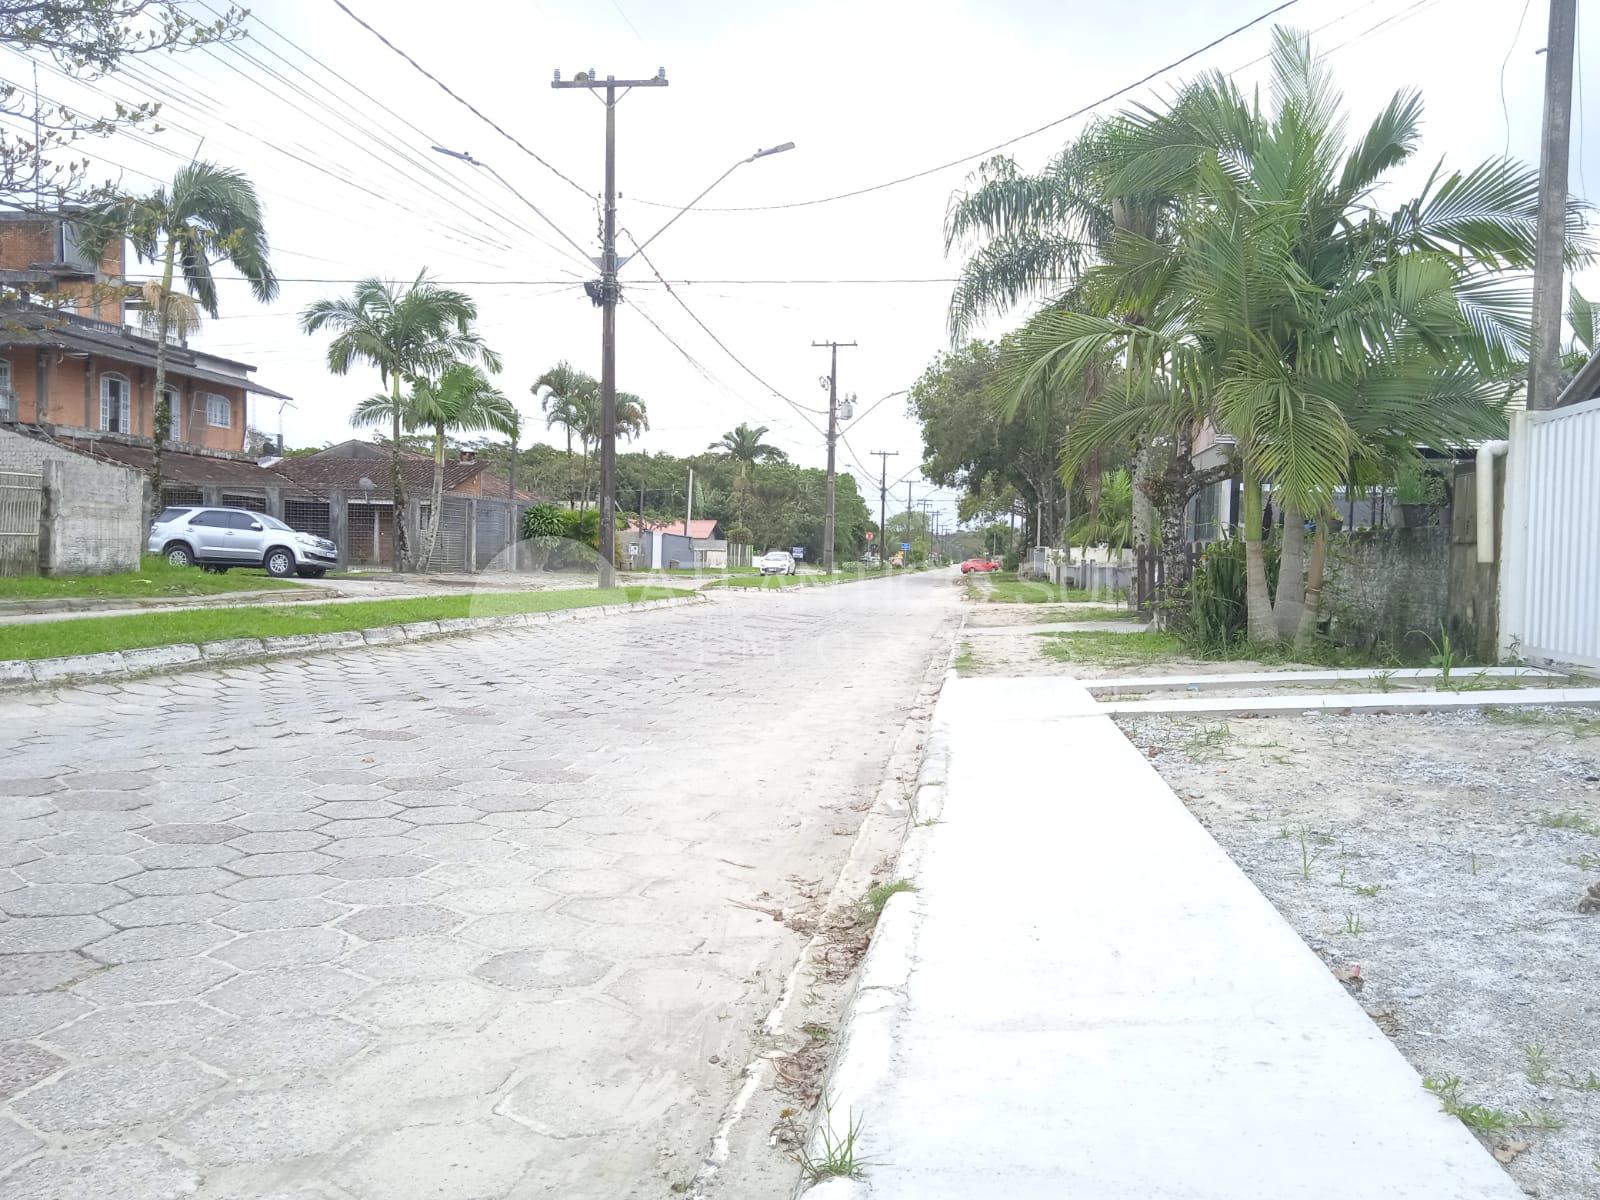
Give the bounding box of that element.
[1499,396,1600,668]
[0,469,42,576]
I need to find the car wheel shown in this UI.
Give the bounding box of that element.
[296,567,327,579]
[163,542,195,568]
[264,547,297,578]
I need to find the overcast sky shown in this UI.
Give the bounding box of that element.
[6,0,1594,528]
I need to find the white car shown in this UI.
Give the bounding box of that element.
[755,550,797,576]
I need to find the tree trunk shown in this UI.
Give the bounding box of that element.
[1294,523,1329,652]
[1154,494,1188,631]
[419,420,446,570]
[388,374,409,573]
[1131,440,1156,548]
[1240,468,1278,643]
[1273,506,1306,639]
[148,239,177,528]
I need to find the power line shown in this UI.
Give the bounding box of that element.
[329,0,594,202]
[621,231,830,433]
[630,0,1303,212]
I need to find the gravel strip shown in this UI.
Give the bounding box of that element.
[1119,706,1600,1200]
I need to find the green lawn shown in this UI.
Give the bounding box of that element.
[0,555,301,602]
[974,573,1098,604]
[1038,606,1138,622]
[631,564,761,577]
[1037,629,1185,667]
[1,586,686,662]
[706,567,904,590]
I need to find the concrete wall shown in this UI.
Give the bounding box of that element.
[1322,527,1450,654]
[0,428,142,574]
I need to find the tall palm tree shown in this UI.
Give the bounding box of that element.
[410,365,516,568]
[533,362,596,458]
[710,422,785,469]
[79,161,278,517]
[300,274,500,570]
[1004,28,1556,646]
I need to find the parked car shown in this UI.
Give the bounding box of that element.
[148,506,338,578]
[755,549,797,576]
[960,557,1000,574]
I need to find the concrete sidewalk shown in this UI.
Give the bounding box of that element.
[809,673,1520,1199]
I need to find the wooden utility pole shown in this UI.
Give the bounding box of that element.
[1528,0,1577,411]
[870,450,897,568]
[812,340,856,574]
[552,68,669,584]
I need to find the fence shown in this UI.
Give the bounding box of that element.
[1500,396,1600,668]
[1132,542,1203,618]
[0,469,41,575]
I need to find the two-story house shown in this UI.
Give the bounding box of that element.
[0,211,289,457]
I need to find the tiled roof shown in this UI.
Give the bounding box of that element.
[55,436,305,489]
[271,449,535,501]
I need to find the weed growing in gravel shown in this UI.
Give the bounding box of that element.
[1354,883,1383,898]
[802,1023,832,1044]
[1299,831,1317,880]
[1569,852,1599,870]
[1343,910,1365,936]
[954,642,978,677]
[1184,723,1232,758]
[1525,1046,1552,1084]
[797,1108,870,1182]
[1038,629,1183,667]
[1424,1076,1564,1132]
[1539,812,1600,836]
[1372,669,1398,693]
[1485,707,1600,736]
[862,879,915,918]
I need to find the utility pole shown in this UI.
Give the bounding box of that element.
[1528,0,1577,411]
[870,451,897,569]
[685,467,694,535]
[812,340,856,574]
[552,67,669,585]
[905,482,914,563]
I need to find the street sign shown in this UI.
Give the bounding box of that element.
[865,531,875,542]
[791,546,805,559]
[900,542,910,552]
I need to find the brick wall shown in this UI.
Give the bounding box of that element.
[1322,526,1450,653]
[0,428,142,574]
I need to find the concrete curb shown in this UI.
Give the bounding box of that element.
[0,594,707,692]
[796,651,960,1198]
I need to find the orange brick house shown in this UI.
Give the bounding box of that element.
[0,212,289,452]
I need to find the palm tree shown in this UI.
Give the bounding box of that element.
[533,362,596,458]
[710,422,785,469]
[1004,28,1554,646]
[300,274,500,570]
[79,161,278,517]
[411,365,516,567]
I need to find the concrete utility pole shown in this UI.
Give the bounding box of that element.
[1528,0,1577,411]
[813,340,856,574]
[552,68,669,585]
[685,467,694,535]
[870,451,897,567]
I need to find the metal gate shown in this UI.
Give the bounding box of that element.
[1500,396,1600,667]
[0,470,41,576]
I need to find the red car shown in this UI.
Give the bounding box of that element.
[960,557,1000,574]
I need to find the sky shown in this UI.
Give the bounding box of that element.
[5,0,1596,531]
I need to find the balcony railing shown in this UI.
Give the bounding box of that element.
[0,388,16,421]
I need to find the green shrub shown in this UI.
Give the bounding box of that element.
[521,503,565,540]
[1183,536,1279,651]
[1002,549,1021,572]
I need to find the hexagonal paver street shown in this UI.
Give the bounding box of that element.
[0,576,957,1198]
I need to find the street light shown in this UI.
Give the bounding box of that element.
[623,142,795,264]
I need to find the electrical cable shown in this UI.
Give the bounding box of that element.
[628,0,1303,212]
[329,0,594,202]
[620,231,831,432]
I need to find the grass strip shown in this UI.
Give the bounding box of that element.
[1038,629,1184,667]
[0,586,686,662]
[0,555,300,601]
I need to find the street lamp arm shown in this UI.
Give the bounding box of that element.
[621,142,794,268]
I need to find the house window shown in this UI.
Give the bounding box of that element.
[205,393,232,428]
[100,373,132,433]
[0,358,13,420]
[162,386,181,442]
